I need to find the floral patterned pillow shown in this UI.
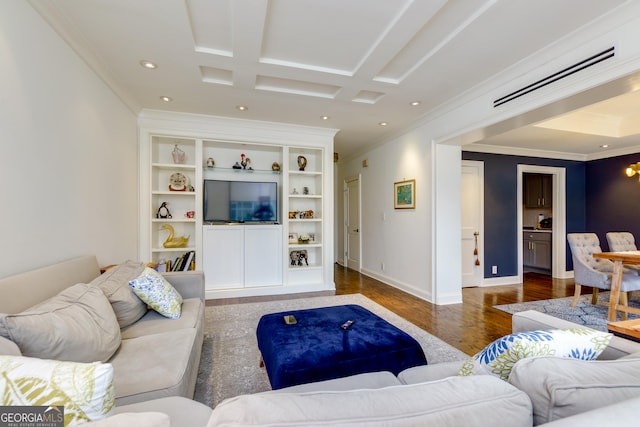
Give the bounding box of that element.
[459,329,612,381]
[0,355,114,426]
[128,267,183,319]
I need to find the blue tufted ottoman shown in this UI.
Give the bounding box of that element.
[256,304,428,389]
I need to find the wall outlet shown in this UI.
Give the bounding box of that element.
[492,265,498,274]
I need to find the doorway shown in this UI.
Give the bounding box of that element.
[517,165,567,280]
[344,175,361,271]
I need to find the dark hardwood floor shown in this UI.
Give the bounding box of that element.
[208,264,577,355]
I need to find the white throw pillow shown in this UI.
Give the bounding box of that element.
[0,355,114,426]
[459,329,612,380]
[129,268,182,319]
[0,283,121,362]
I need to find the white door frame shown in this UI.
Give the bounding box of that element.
[343,174,362,270]
[516,165,569,280]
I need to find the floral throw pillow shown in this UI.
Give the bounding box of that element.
[0,355,114,426]
[459,329,612,381]
[129,267,182,319]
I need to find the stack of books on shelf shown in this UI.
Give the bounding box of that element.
[156,251,195,272]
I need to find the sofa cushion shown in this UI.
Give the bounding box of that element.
[129,268,183,319]
[459,329,612,380]
[508,356,640,425]
[114,397,213,427]
[109,329,197,405]
[398,360,469,384]
[120,298,202,340]
[0,283,121,362]
[268,371,401,393]
[90,260,148,328]
[207,375,532,427]
[0,355,114,426]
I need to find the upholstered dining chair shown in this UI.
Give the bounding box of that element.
[567,233,640,310]
[606,231,640,273]
[606,231,638,252]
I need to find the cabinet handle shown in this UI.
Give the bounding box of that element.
[541,198,544,206]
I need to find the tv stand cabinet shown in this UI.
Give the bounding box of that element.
[138,110,337,299]
[203,224,282,291]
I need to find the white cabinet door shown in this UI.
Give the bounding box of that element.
[245,225,282,287]
[203,226,244,290]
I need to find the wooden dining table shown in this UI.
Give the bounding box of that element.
[592,251,640,321]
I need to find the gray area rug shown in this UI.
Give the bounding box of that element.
[194,293,467,408]
[494,292,640,331]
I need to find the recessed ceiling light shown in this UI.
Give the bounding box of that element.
[236,105,248,111]
[140,60,157,69]
[410,101,421,106]
[160,96,172,102]
[379,122,388,126]
[600,144,609,148]
[321,116,330,120]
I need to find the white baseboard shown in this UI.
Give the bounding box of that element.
[481,275,520,286]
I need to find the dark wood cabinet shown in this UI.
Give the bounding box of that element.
[523,231,551,271]
[524,173,552,208]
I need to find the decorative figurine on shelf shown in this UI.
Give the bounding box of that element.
[289,250,309,266]
[292,188,298,195]
[172,144,185,164]
[206,157,215,168]
[168,172,194,191]
[298,234,310,244]
[232,162,242,169]
[240,153,251,170]
[160,224,189,248]
[303,186,309,195]
[297,155,307,171]
[272,161,281,171]
[298,249,309,266]
[156,202,172,219]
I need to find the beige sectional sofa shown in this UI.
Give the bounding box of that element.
[116,311,640,426]
[0,256,205,407]
[3,256,640,426]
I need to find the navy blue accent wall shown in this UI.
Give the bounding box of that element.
[586,153,640,250]
[462,152,586,277]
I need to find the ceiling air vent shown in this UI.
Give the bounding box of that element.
[493,46,615,108]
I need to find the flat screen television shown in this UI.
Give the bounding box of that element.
[203,179,278,223]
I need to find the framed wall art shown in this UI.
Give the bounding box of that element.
[394,179,415,209]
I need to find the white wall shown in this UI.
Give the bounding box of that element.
[0,2,138,278]
[336,127,434,301]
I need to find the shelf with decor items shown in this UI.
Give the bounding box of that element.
[287,147,324,283]
[147,136,199,268]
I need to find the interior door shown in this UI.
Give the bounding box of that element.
[461,161,484,287]
[344,176,361,270]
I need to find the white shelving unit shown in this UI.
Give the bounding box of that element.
[138,110,337,299]
[149,137,198,269]
[286,147,324,285]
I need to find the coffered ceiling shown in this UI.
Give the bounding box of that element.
[30,0,640,159]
